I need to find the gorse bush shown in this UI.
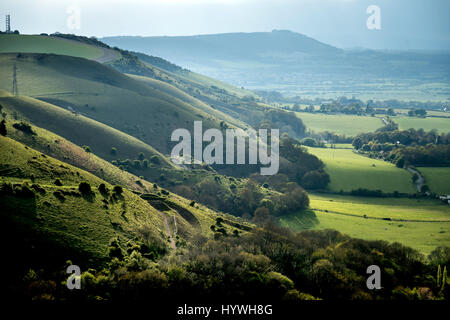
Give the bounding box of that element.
[78,182,92,195]
[13,122,36,135]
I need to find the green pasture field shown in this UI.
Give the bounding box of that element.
[305,147,416,194]
[420,167,450,195]
[394,116,450,133]
[295,112,384,136]
[279,194,450,254]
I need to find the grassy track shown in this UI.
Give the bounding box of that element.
[306,147,416,193]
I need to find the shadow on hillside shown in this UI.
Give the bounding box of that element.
[293,209,319,230]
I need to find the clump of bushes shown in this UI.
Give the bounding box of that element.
[54,179,63,186]
[53,190,65,201]
[13,122,36,135]
[150,155,161,165]
[98,183,109,195]
[82,145,92,153]
[78,182,92,195]
[113,185,123,195]
[0,119,7,136]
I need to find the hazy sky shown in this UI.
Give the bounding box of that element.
[1,0,449,50]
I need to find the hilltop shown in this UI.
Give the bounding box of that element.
[102,30,341,62]
[102,30,450,101]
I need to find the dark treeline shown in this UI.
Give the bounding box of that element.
[13,226,449,302]
[255,91,447,112]
[352,128,450,167]
[390,145,450,167]
[353,128,450,149]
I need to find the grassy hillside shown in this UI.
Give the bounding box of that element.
[306,147,416,193]
[0,135,168,262]
[127,73,248,129]
[0,90,174,169]
[279,194,450,254]
[296,112,384,136]
[0,134,253,261]
[0,53,228,154]
[0,34,106,59]
[420,167,450,194]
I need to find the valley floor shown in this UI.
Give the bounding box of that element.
[280,193,450,255]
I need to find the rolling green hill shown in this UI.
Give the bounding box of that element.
[0,53,229,154]
[0,34,107,60]
[0,90,173,169]
[0,134,253,263]
[0,135,167,262]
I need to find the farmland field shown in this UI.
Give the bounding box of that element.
[279,194,450,254]
[420,167,450,195]
[395,116,450,133]
[0,34,105,60]
[295,112,384,136]
[306,147,416,193]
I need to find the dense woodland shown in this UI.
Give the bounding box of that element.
[353,129,450,166]
[9,224,449,302]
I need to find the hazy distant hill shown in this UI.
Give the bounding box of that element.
[103,30,341,62]
[102,30,450,102]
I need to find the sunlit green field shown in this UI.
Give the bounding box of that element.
[280,194,450,254]
[306,147,416,193]
[395,116,450,133]
[0,34,104,59]
[420,167,450,195]
[295,112,384,136]
[309,193,450,221]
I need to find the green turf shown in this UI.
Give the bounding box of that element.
[306,147,416,193]
[0,135,167,259]
[0,34,104,59]
[0,53,228,154]
[420,167,450,195]
[0,135,251,259]
[279,193,450,254]
[295,112,384,136]
[395,116,450,133]
[0,91,174,169]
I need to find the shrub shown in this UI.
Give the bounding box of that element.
[142,159,149,168]
[189,201,196,207]
[138,152,145,160]
[133,160,141,169]
[0,119,6,136]
[150,155,161,165]
[54,179,63,186]
[53,190,65,201]
[110,147,117,156]
[13,122,36,135]
[18,184,35,198]
[82,145,92,153]
[78,182,92,195]
[113,185,123,195]
[98,183,108,194]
